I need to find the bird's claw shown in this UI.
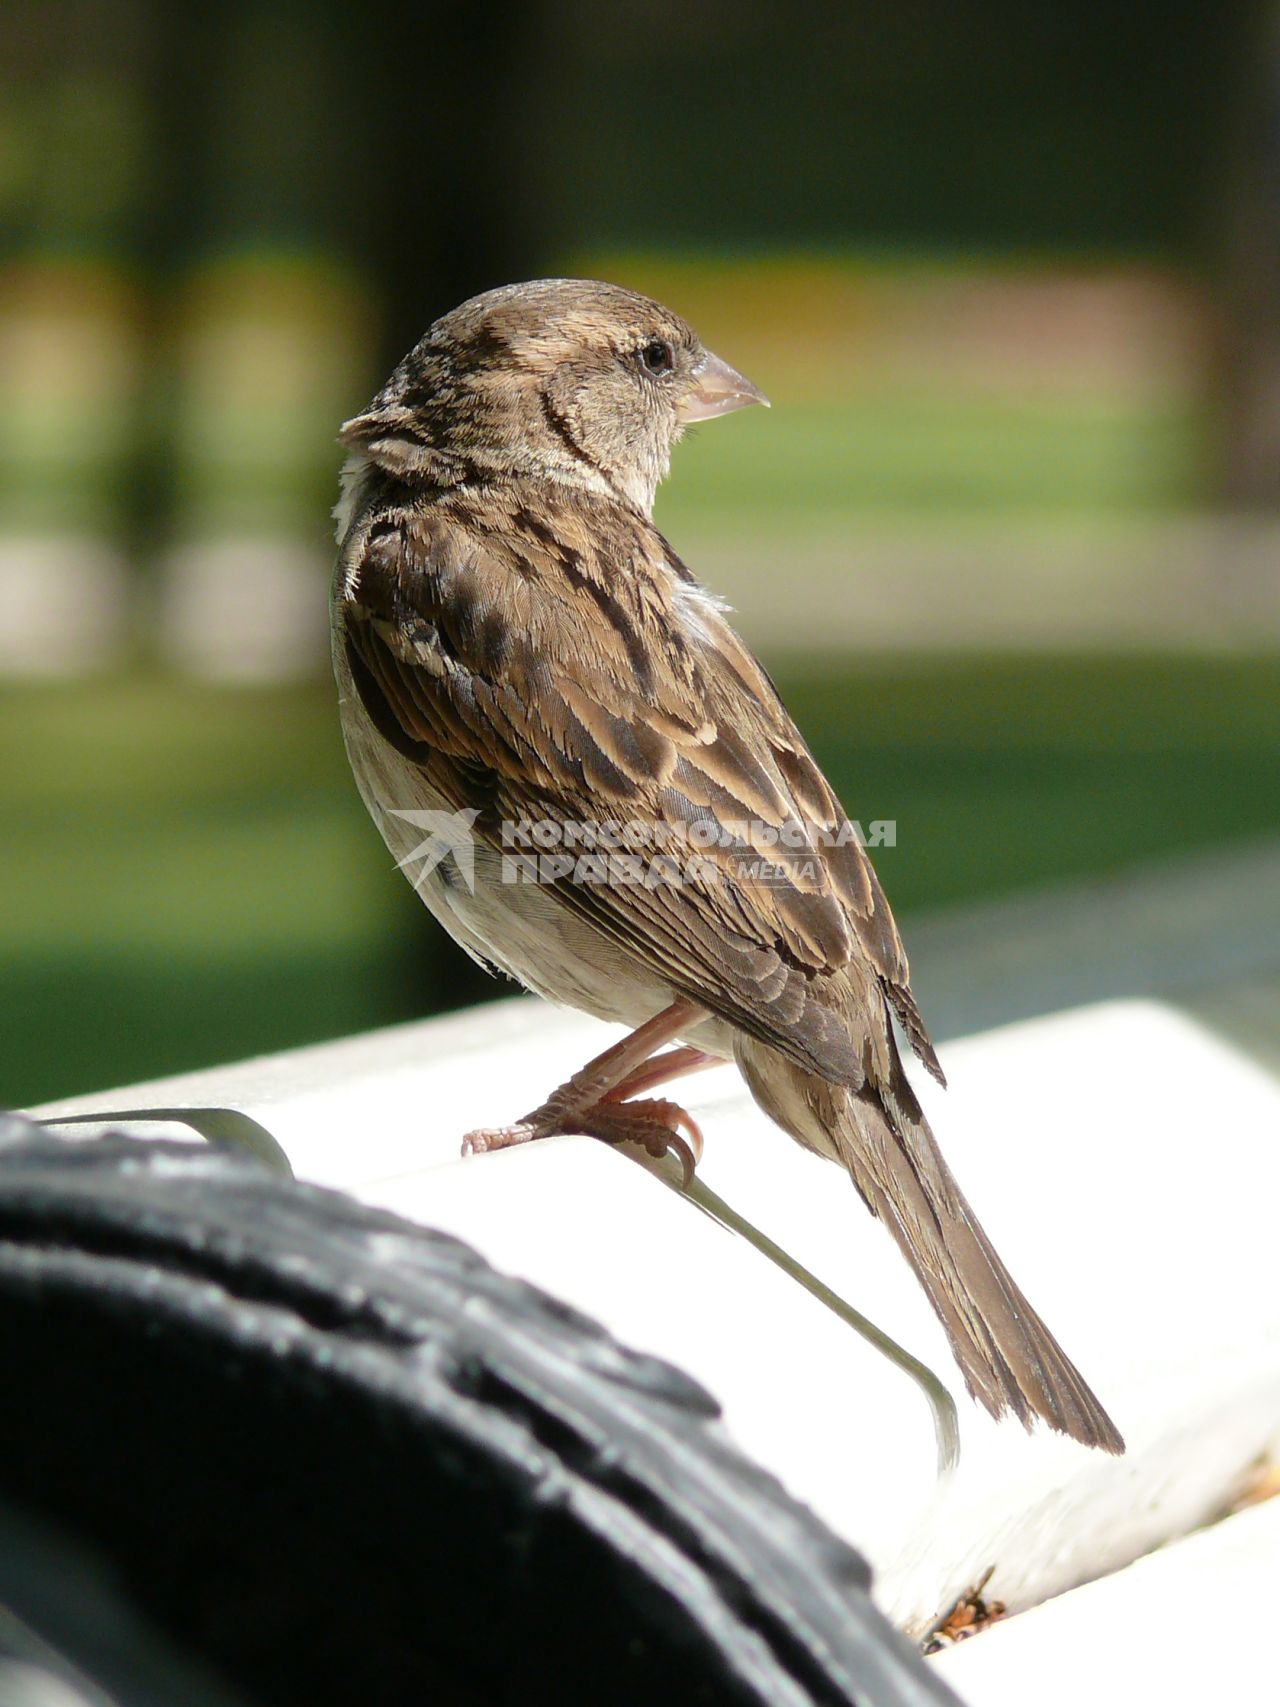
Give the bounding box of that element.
[460,1121,536,1158]
[578,1096,704,1188]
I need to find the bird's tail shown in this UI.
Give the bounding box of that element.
[736,1034,1124,1453]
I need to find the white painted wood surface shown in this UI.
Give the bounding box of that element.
[34,995,1280,1677]
[930,1492,1280,1702]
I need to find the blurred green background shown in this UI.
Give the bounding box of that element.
[4,0,1279,1107]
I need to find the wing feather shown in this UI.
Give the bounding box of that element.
[340,483,942,1088]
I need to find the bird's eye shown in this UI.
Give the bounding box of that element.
[637,339,674,376]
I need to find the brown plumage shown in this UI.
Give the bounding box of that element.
[331,278,1123,1454]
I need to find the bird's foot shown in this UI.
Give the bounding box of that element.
[574,1096,704,1187]
[461,1001,710,1182]
[461,1097,703,1186]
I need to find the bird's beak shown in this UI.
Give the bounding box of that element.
[678,351,770,422]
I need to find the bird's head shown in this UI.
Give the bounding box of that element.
[339,278,768,515]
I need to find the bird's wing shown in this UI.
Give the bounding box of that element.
[672,583,943,1083]
[340,485,941,1088]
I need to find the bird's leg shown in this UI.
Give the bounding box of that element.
[462,1001,710,1181]
[603,1045,719,1104]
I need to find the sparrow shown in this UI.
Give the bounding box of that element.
[330,279,1123,1453]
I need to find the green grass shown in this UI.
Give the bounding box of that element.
[1,677,493,1107]
[782,654,1280,912]
[657,395,1203,531]
[5,656,1279,1110]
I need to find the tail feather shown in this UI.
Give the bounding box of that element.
[847,1068,1123,1451]
[737,1034,1124,1453]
